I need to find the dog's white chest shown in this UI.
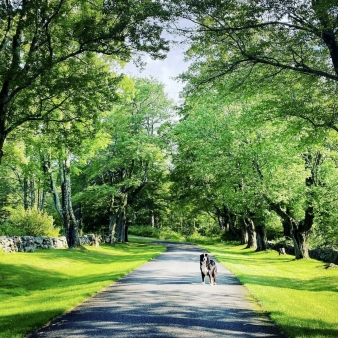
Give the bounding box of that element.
[201,261,208,275]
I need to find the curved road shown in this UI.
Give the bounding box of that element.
[28,242,287,338]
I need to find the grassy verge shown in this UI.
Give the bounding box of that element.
[0,242,165,338]
[203,243,338,338]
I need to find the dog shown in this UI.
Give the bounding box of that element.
[200,253,217,285]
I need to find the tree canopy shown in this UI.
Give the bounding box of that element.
[1,1,338,256]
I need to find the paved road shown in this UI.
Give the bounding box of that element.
[28,242,287,338]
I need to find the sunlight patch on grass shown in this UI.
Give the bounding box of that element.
[204,243,338,338]
[0,242,165,338]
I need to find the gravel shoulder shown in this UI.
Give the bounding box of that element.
[28,241,287,338]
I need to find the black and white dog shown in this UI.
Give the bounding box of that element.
[200,253,217,285]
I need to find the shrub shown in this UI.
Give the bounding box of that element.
[158,227,185,241]
[5,207,59,237]
[128,225,160,238]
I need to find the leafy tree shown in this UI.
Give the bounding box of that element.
[74,78,174,243]
[172,1,338,133]
[167,1,338,255]
[173,0,338,83]
[0,0,172,163]
[172,80,338,256]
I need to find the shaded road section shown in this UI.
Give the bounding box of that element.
[28,242,287,338]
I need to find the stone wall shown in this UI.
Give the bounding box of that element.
[267,241,338,265]
[0,234,101,253]
[2,235,337,266]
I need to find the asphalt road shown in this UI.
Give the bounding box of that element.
[28,241,287,338]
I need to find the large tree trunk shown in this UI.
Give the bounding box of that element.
[23,177,29,210]
[107,195,116,244]
[282,206,313,259]
[216,205,239,240]
[108,215,116,244]
[115,193,128,243]
[255,224,267,251]
[270,204,313,259]
[42,157,63,221]
[240,218,249,245]
[29,179,35,208]
[115,210,126,242]
[244,217,257,249]
[61,155,79,248]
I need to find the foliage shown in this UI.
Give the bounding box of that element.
[128,225,161,238]
[205,243,338,338]
[0,0,173,162]
[4,207,59,237]
[167,0,338,251]
[186,230,222,245]
[72,77,174,241]
[174,1,338,86]
[0,242,165,338]
[157,227,185,241]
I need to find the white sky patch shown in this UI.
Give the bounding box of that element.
[123,44,190,103]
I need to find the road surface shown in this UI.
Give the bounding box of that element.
[28,241,287,338]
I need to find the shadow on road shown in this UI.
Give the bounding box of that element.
[28,241,287,338]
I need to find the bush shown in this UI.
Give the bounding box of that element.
[5,207,59,237]
[128,225,160,238]
[158,227,185,241]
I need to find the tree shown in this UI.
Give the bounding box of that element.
[0,0,172,163]
[172,1,338,132]
[172,78,338,256]
[173,0,338,82]
[74,78,174,243]
[167,1,338,254]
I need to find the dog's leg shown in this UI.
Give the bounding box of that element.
[201,272,205,284]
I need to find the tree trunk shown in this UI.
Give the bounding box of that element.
[150,210,155,227]
[107,194,117,244]
[23,177,29,210]
[115,210,126,243]
[42,156,63,221]
[29,179,35,208]
[216,205,239,240]
[108,214,116,244]
[0,90,8,164]
[255,224,267,251]
[38,183,46,210]
[240,218,249,245]
[125,222,129,242]
[115,193,128,243]
[61,155,79,248]
[244,217,257,249]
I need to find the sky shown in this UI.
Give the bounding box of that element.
[122,20,194,104]
[123,44,190,103]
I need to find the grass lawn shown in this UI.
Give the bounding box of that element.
[0,242,165,338]
[203,243,338,338]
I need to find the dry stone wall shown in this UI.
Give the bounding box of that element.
[267,241,338,265]
[0,234,101,253]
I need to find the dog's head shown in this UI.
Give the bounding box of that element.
[200,253,210,263]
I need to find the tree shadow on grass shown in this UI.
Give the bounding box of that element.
[235,273,338,292]
[274,312,338,338]
[0,243,164,337]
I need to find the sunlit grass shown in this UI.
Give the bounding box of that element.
[203,243,338,338]
[0,243,165,338]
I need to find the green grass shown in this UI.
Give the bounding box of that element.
[203,243,338,338]
[2,237,337,338]
[0,242,165,338]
